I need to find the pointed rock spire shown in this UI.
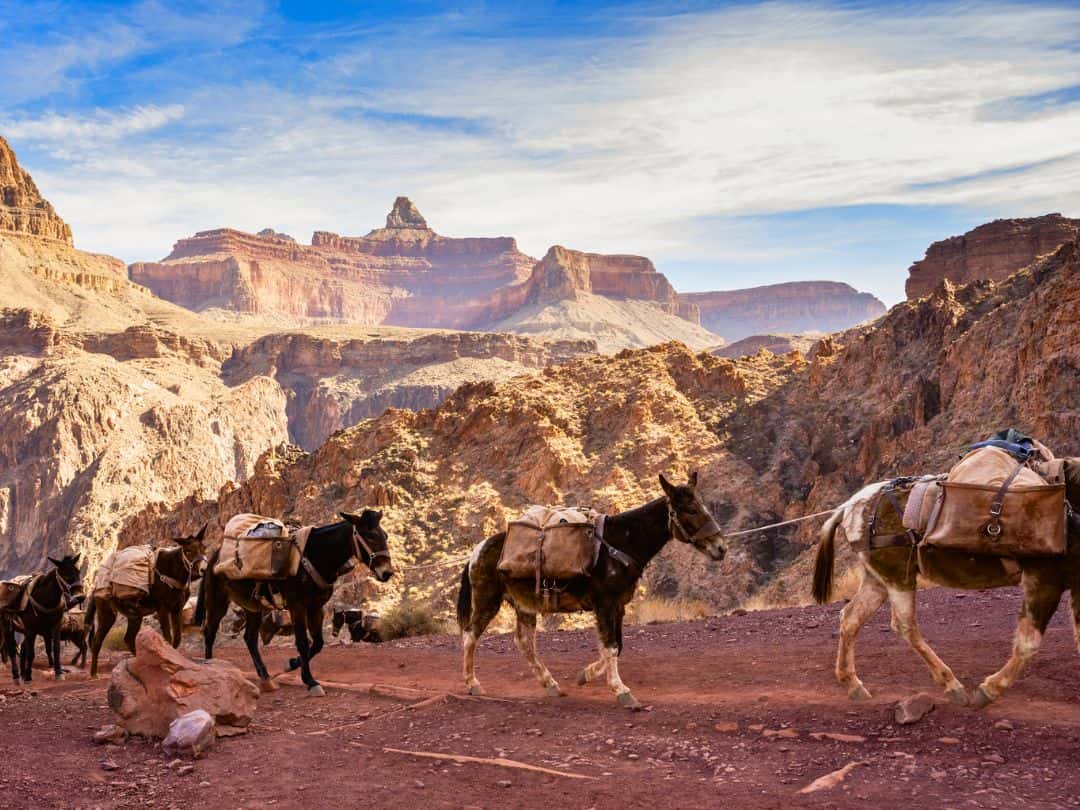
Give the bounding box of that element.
[385,196,428,230]
[0,135,73,244]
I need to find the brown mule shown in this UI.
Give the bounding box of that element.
[85,527,207,677]
[812,460,1080,708]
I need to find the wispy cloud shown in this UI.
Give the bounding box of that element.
[4,1,1080,304]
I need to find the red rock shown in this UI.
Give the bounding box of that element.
[894,692,935,725]
[107,628,259,738]
[905,214,1080,299]
[0,136,72,244]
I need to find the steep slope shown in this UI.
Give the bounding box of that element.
[123,239,1079,616]
[681,281,886,342]
[906,214,1080,299]
[0,136,72,244]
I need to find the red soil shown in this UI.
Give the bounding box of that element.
[2,587,1080,809]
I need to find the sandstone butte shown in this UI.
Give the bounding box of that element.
[0,140,594,578]
[905,214,1080,299]
[129,196,886,348]
[123,240,1080,615]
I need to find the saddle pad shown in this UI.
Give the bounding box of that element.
[93,546,155,598]
[497,505,600,582]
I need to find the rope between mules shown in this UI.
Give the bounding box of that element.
[723,509,836,538]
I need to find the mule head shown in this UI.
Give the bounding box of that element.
[340,510,394,582]
[47,553,85,608]
[659,471,726,562]
[172,523,209,578]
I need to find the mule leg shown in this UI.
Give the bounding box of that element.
[51,624,63,679]
[241,609,277,693]
[4,621,19,684]
[577,636,611,686]
[512,610,562,697]
[834,572,888,700]
[72,630,87,668]
[123,615,143,655]
[19,631,35,683]
[886,588,967,705]
[461,579,503,697]
[289,608,322,696]
[89,603,118,678]
[974,573,1064,708]
[202,594,229,660]
[595,605,639,709]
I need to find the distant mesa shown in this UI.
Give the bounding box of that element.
[256,228,295,242]
[0,135,73,245]
[129,198,883,346]
[905,214,1080,299]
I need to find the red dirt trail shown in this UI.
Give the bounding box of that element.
[2,587,1080,809]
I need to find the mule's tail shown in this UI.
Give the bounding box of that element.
[84,594,96,632]
[456,564,472,630]
[812,509,843,604]
[193,560,209,627]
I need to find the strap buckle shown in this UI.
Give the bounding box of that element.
[990,501,1003,517]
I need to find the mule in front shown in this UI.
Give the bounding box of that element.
[457,472,725,708]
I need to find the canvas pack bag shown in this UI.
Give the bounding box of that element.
[0,574,35,612]
[497,505,601,590]
[923,447,1067,556]
[215,513,309,580]
[93,546,156,600]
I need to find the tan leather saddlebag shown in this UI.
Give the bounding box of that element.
[497,505,600,584]
[923,448,1067,556]
[215,514,308,580]
[94,546,155,600]
[0,574,34,612]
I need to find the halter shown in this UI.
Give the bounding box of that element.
[351,527,391,569]
[28,569,79,615]
[155,545,207,591]
[299,525,391,591]
[667,499,723,545]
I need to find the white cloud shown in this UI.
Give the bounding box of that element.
[9,1,1080,304]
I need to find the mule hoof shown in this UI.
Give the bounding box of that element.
[946,686,969,706]
[307,684,326,698]
[971,686,995,709]
[617,692,643,711]
[576,669,588,687]
[848,684,872,701]
[545,684,565,698]
[259,679,279,693]
[467,684,485,696]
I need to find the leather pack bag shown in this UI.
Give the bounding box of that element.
[923,447,1067,556]
[0,574,34,612]
[215,514,309,580]
[497,505,601,588]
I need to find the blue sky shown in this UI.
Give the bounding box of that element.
[2,1,1079,303]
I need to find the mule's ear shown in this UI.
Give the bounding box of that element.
[340,511,357,522]
[194,523,207,541]
[689,470,698,488]
[374,510,383,522]
[658,473,676,498]
[48,556,61,567]
[72,553,81,566]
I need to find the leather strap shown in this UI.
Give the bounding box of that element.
[882,486,919,546]
[986,458,1028,537]
[300,556,333,591]
[668,503,721,544]
[28,571,65,615]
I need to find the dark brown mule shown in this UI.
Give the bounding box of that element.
[1,554,86,684]
[812,460,1080,708]
[195,511,393,696]
[85,527,207,677]
[458,473,725,708]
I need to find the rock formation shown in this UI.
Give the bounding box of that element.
[384,196,428,230]
[681,282,885,342]
[713,334,817,359]
[123,237,1080,615]
[0,136,72,244]
[905,214,1080,299]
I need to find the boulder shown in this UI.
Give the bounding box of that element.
[107,628,258,737]
[162,709,216,757]
[894,692,935,725]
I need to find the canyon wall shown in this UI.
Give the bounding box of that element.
[905,214,1080,299]
[0,136,73,245]
[681,281,886,342]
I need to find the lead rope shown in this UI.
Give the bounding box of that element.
[722,509,837,538]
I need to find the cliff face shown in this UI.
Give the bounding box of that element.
[0,137,72,245]
[905,214,1080,299]
[122,238,1080,616]
[681,282,886,342]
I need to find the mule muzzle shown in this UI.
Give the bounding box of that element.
[703,537,726,562]
[372,561,394,583]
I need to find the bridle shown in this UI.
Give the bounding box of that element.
[351,527,391,570]
[29,568,82,615]
[155,545,206,591]
[667,498,723,546]
[300,524,391,591]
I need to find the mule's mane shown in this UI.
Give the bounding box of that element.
[612,496,666,522]
[309,521,349,541]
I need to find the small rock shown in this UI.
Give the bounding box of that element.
[93,725,128,746]
[748,723,765,732]
[938,737,961,745]
[198,781,211,788]
[162,710,215,758]
[983,753,1006,765]
[811,732,866,743]
[627,753,639,760]
[894,693,935,725]
[413,780,425,789]
[931,769,947,780]
[177,765,195,776]
[763,728,799,739]
[497,780,512,788]
[167,759,183,769]
[994,720,1014,731]
[714,722,739,733]
[101,761,119,772]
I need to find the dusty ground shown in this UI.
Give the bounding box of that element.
[3,588,1080,809]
